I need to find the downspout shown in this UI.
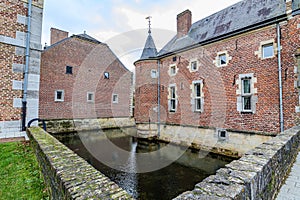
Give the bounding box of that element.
[22,0,32,131]
[157,60,161,137]
[277,23,284,132]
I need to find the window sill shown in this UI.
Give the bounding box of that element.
[241,111,254,114]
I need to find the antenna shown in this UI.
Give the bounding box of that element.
[146,16,152,34]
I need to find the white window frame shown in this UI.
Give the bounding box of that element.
[241,77,252,112]
[192,80,203,112]
[262,43,274,59]
[55,90,64,102]
[112,94,118,104]
[168,84,177,112]
[87,92,94,102]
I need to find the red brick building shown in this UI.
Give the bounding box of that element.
[39,28,133,120]
[135,0,300,137]
[0,0,44,138]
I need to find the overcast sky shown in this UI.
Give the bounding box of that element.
[42,0,241,71]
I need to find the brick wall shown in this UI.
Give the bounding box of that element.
[39,37,132,120]
[135,15,300,134]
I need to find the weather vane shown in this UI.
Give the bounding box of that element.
[146,16,152,34]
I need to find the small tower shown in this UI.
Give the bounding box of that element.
[134,16,159,126]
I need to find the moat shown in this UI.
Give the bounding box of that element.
[54,128,235,200]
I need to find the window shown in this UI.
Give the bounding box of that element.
[194,83,202,112]
[189,59,199,72]
[169,85,177,112]
[55,90,64,102]
[170,65,176,76]
[169,64,177,76]
[112,94,118,103]
[214,51,231,67]
[66,66,72,74]
[192,80,203,112]
[262,43,274,58]
[237,73,257,113]
[217,129,228,141]
[241,78,252,112]
[173,56,177,62]
[104,72,109,79]
[151,69,157,78]
[87,92,94,102]
[219,54,227,66]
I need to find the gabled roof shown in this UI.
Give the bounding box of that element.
[158,0,287,56]
[139,34,158,60]
[44,32,101,51]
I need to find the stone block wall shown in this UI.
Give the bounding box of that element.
[28,127,133,199]
[174,126,300,199]
[42,117,135,134]
[0,0,44,137]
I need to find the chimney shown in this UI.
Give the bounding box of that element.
[50,28,69,45]
[177,9,192,38]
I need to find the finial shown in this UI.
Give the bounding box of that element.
[146,16,152,34]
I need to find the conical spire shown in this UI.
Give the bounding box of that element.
[140,16,158,59]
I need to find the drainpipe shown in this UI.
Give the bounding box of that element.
[277,23,284,132]
[22,0,32,131]
[157,60,161,137]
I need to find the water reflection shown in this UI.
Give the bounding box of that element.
[54,128,235,200]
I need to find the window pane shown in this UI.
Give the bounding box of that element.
[66,66,72,74]
[171,99,176,110]
[219,54,226,65]
[195,83,201,97]
[243,79,251,94]
[191,61,197,70]
[195,98,201,110]
[171,87,176,98]
[57,91,62,99]
[263,44,274,58]
[243,96,251,110]
[171,66,176,74]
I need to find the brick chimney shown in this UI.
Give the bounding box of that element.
[50,28,69,45]
[177,9,192,38]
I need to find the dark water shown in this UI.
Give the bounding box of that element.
[54,128,235,200]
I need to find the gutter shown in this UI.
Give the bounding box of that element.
[22,0,32,131]
[277,23,284,132]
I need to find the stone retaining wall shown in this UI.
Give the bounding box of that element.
[137,123,273,158]
[28,127,133,200]
[174,126,300,200]
[43,117,135,134]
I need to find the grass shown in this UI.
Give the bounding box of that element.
[0,142,49,199]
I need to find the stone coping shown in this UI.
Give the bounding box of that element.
[28,127,134,200]
[174,126,300,200]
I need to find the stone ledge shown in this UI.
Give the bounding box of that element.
[174,126,300,200]
[28,127,134,199]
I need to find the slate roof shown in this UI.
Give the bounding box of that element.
[140,34,158,60]
[71,33,102,44]
[158,0,287,56]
